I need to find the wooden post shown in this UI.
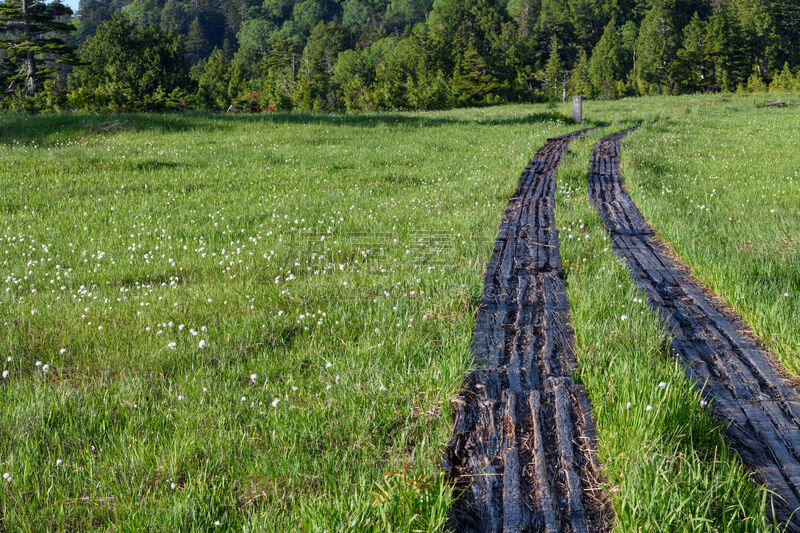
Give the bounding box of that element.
[572,95,583,123]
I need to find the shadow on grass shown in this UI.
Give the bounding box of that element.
[0,109,606,146]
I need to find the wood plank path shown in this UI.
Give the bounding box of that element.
[443,128,613,533]
[589,126,800,532]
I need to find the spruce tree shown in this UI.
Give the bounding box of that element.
[544,35,564,101]
[0,0,76,96]
[567,49,592,98]
[185,17,206,65]
[589,19,626,98]
[635,4,678,95]
[677,12,708,92]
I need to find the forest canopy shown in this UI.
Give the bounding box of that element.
[0,0,799,112]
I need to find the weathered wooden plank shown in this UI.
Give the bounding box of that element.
[444,128,611,532]
[588,126,800,532]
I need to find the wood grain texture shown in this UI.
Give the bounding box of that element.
[589,127,800,532]
[443,129,612,533]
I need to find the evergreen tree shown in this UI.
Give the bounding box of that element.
[568,0,605,50]
[160,0,188,34]
[734,0,776,78]
[123,0,163,28]
[544,35,564,100]
[237,18,276,54]
[0,0,76,96]
[185,17,207,64]
[75,0,125,40]
[635,4,678,95]
[768,62,794,92]
[192,47,231,109]
[452,45,500,104]
[705,6,747,92]
[567,48,592,98]
[676,12,708,92]
[294,21,346,110]
[68,13,188,110]
[508,0,539,39]
[589,19,627,98]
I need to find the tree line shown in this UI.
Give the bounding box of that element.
[1,0,799,112]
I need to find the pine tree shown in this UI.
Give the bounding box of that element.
[567,49,592,98]
[544,35,564,101]
[589,19,626,98]
[452,45,500,104]
[185,17,206,64]
[0,0,76,96]
[635,4,678,95]
[676,12,708,92]
[160,0,188,35]
[705,6,748,92]
[768,62,794,92]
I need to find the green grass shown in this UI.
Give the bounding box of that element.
[557,126,771,532]
[0,94,797,530]
[608,96,800,376]
[0,108,587,530]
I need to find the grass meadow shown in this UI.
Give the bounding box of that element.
[0,93,797,530]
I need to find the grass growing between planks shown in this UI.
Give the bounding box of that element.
[612,96,800,376]
[0,108,588,531]
[556,127,772,532]
[558,93,800,376]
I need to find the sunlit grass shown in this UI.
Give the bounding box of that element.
[0,108,581,530]
[0,93,797,530]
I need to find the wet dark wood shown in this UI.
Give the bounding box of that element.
[443,129,613,533]
[589,126,800,532]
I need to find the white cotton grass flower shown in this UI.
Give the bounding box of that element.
[250,373,258,383]
[271,397,280,407]
[167,342,177,350]
[700,399,708,408]
[620,315,628,321]
[35,360,42,367]
[658,382,667,389]
[214,521,221,527]
[2,472,10,482]
[325,362,332,368]
[177,395,184,401]
[626,402,632,410]
[59,348,67,354]
[56,459,63,467]
[645,405,653,412]
[198,340,207,349]
[42,364,49,373]
[2,370,8,379]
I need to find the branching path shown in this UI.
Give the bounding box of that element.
[589,127,800,531]
[444,129,613,533]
